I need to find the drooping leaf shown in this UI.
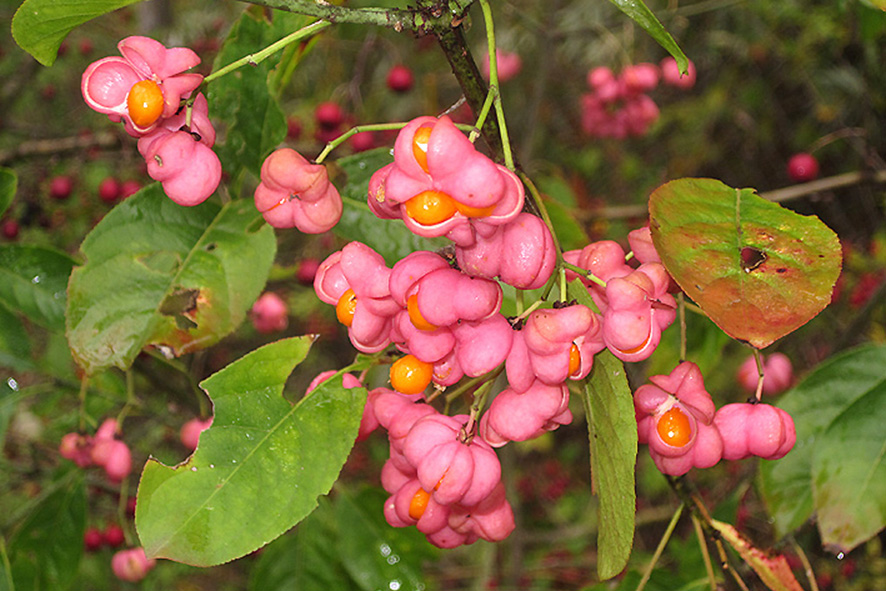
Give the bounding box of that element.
[66,184,275,374]
[335,148,447,265]
[0,244,75,332]
[758,345,886,538]
[334,488,433,591]
[0,168,15,218]
[11,0,143,66]
[607,0,688,73]
[208,10,307,177]
[649,178,841,349]
[572,278,636,581]
[248,501,352,591]
[710,519,805,591]
[811,377,886,552]
[6,471,86,590]
[136,337,366,566]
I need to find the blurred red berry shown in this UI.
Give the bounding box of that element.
[78,38,94,56]
[315,102,345,129]
[98,177,121,203]
[119,179,141,199]
[386,64,414,93]
[286,117,302,140]
[50,175,74,200]
[103,524,125,548]
[296,257,320,285]
[787,153,819,183]
[84,527,104,552]
[350,130,376,152]
[1,220,19,240]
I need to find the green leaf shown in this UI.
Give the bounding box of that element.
[208,10,303,177]
[0,244,75,332]
[649,178,841,349]
[334,488,433,591]
[710,519,805,591]
[6,471,86,590]
[136,337,366,566]
[573,277,636,581]
[759,345,886,538]
[335,148,447,265]
[0,168,15,218]
[249,501,353,591]
[811,375,886,552]
[66,184,276,374]
[0,302,32,373]
[11,0,142,66]
[608,0,688,73]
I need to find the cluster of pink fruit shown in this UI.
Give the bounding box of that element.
[81,36,221,206]
[59,418,157,581]
[281,114,793,545]
[581,57,696,139]
[635,361,795,476]
[59,418,132,482]
[59,413,211,581]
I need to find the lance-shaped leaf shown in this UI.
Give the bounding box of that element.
[570,280,636,580]
[650,178,841,349]
[608,0,688,72]
[710,519,805,591]
[12,0,142,66]
[0,244,74,332]
[136,337,367,566]
[66,185,276,374]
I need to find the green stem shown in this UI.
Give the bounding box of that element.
[315,122,408,164]
[433,18,505,159]
[478,0,514,169]
[561,260,607,288]
[204,20,332,84]
[692,514,718,590]
[636,504,684,591]
[470,90,496,144]
[515,288,525,316]
[752,348,765,402]
[511,298,545,324]
[559,267,567,302]
[518,172,562,255]
[77,374,90,432]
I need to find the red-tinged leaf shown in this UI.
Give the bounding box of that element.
[710,519,805,591]
[649,178,841,349]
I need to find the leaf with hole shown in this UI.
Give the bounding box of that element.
[136,337,367,566]
[66,184,275,374]
[649,178,841,349]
